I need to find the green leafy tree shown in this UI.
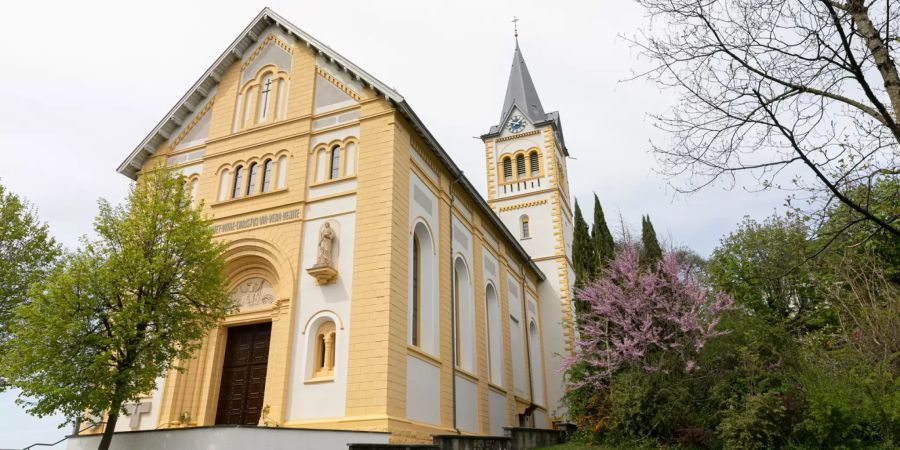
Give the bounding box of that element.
[0,168,232,450]
[707,216,834,334]
[0,182,60,390]
[639,215,663,267]
[590,194,615,269]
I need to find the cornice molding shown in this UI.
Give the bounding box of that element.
[241,33,294,71]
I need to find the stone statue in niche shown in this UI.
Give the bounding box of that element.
[315,222,336,268]
[308,222,338,285]
[231,277,275,308]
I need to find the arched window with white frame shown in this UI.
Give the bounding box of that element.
[257,73,273,123]
[232,165,244,199]
[485,283,503,385]
[502,157,513,182]
[276,155,288,189]
[246,162,258,196]
[329,146,341,180]
[453,257,474,372]
[516,154,526,178]
[520,215,530,239]
[312,320,336,379]
[528,319,544,405]
[409,221,437,354]
[218,169,230,201]
[529,150,540,177]
[261,159,273,192]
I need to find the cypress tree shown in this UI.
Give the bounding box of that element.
[573,201,597,286]
[590,193,615,271]
[640,215,663,267]
[572,201,596,319]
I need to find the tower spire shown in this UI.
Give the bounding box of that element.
[499,39,546,125]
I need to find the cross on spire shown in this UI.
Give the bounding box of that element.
[512,16,519,43]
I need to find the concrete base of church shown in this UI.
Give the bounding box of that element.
[66,425,389,450]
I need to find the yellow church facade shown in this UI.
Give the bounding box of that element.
[87,8,576,445]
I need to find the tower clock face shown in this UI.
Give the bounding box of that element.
[507,115,526,133]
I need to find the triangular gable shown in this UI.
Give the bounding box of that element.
[171,96,215,151]
[117,8,546,281]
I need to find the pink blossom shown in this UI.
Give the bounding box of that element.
[566,245,733,390]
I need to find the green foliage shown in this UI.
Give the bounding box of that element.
[793,339,900,448]
[565,198,897,449]
[707,215,835,334]
[716,391,789,450]
[638,215,662,267]
[572,201,597,310]
[0,182,61,390]
[0,167,232,448]
[591,194,615,268]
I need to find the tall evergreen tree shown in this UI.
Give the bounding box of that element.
[572,201,597,319]
[590,193,615,270]
[640,215,663,267]
[573,201,596,288]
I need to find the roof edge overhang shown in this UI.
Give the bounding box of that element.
[117,7,404,180]
[396,100,546,281]
[117,8,545,281]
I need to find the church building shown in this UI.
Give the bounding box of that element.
[80,7,576,446]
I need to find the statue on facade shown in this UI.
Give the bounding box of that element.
[308,222,339,284]
[315,222,336,268]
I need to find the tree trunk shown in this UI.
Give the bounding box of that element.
[847,0,900,122]
[97,403,120,450]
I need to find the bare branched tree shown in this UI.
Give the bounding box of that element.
[634,0,900,239]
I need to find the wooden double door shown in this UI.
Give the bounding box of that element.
[215,322,272,426]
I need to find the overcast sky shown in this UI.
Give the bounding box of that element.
[0,0,788,446]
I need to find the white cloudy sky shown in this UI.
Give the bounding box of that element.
[0,0,788,446]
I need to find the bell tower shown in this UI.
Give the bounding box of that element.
[481,40,575,417]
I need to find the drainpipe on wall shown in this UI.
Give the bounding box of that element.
[449,172,463,435]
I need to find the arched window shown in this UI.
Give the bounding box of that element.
[246,162,258,196]
[502,157,513,182]
[453,257,474,372]
[313,320,336,378]
[411,234,421,346]
[529,151,540,177]
[516,154,526,178]
[329,146,341,180]
[218,169,230,201]
[409,222,437,354]
[276,155,288,189]
[232,165,244,199]
[189,178,199,207]
[261,159,273,192]
[521,215,530,239]
[258,74,273,123]
[529,320,544,405]
[486,284,503,385]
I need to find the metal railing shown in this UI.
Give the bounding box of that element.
[12,422,105,450]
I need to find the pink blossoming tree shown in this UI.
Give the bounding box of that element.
[566,245,733,389]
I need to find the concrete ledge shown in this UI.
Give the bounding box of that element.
[348,445,438,450]
[66,425,389,450]
[503,427,567,449]
[431,434,511,450]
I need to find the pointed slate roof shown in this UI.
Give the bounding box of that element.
[116,7,545,281]
[500,43,546,124]
[484,41,568,155]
